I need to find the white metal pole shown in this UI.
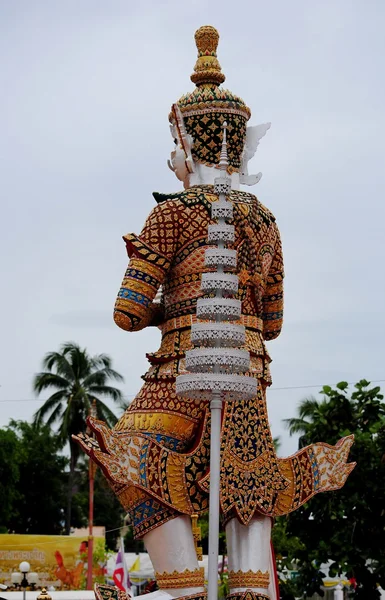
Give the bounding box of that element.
[207,392,222,600]
[334,583,344,600]
[207,198,226,600]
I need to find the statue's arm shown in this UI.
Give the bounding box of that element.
[262,225,284,341]
[113,202,180,332]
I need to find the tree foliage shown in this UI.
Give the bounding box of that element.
[0,420,125,545]
[0,421,67,533]
[0,428,21,529]
[280,380,385,599]
[33,342,124,533]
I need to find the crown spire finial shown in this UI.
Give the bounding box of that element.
[190,26,226,87]
[219,121,228,172]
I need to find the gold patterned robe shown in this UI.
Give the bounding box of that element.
[109,184,285,536]
[75,184,354,537]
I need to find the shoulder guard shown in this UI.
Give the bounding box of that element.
[258,201,276,225]
[153,187,212,215]
[231,190,276,225]
[152,191,184,204]
[153,188,276,224]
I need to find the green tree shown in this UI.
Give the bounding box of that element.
[283,380,385,599]
[33,342,124,534]
[272,516,305,598]
[0,428,20,529]
[7,420,68,534]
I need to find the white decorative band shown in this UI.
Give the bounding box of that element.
[191,322,246,347]
[196,298,241,321]
[201,272,239,294]
[176,373,258,401]
[204,248,237,269]
[211,198,233,220]
[214,176,232,196]
[208,223,235,243]
[185,348,250,373]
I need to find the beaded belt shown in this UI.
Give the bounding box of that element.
[161,314,263,335]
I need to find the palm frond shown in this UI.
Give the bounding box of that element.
[117,398,131,412]
[33,372,70,394]
[92,397,119,427]
[62,343,90,380]
[45,403,65,428]
[60,342,83,354]
[58,399,87,442]
[42,351,75,381]
[33,391,68,425]
[89,354,112,371]
[33,342,124,443]
[83,367,124,387]
[87,385,123,402]
[283,417,311,436]
[297,396,321,419]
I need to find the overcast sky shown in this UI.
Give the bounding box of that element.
[1,0,384,457]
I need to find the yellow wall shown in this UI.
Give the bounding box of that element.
[0,534,104,589]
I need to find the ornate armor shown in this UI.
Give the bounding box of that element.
[77,184,353,535]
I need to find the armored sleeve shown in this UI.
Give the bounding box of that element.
[114,201,181,332]
[262,224,284,341]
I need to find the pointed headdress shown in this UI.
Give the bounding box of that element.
[169,26,251,174]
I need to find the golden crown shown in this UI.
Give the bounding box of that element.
[169,26,251,172]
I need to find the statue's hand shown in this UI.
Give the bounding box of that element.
[313,435,356,491]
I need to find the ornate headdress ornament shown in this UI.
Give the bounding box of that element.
[190,25,225,87]
[170,26,251,173]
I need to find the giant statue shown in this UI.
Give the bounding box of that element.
[75,25,355,600]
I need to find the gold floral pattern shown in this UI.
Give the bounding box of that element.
[155,567,205,589]
[228,570,270,589]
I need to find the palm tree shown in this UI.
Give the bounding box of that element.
[273,436,281,452]
[284,396,330,448]
[284,391,356,448]
[33,342,124,534]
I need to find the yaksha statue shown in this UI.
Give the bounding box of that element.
[75,25,355,600]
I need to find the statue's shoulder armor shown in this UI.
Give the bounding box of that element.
[257,201,277,226]
[153,187,213,214]
[152,191,183,204]
[152,188,277,226]
[231,190,276,226]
